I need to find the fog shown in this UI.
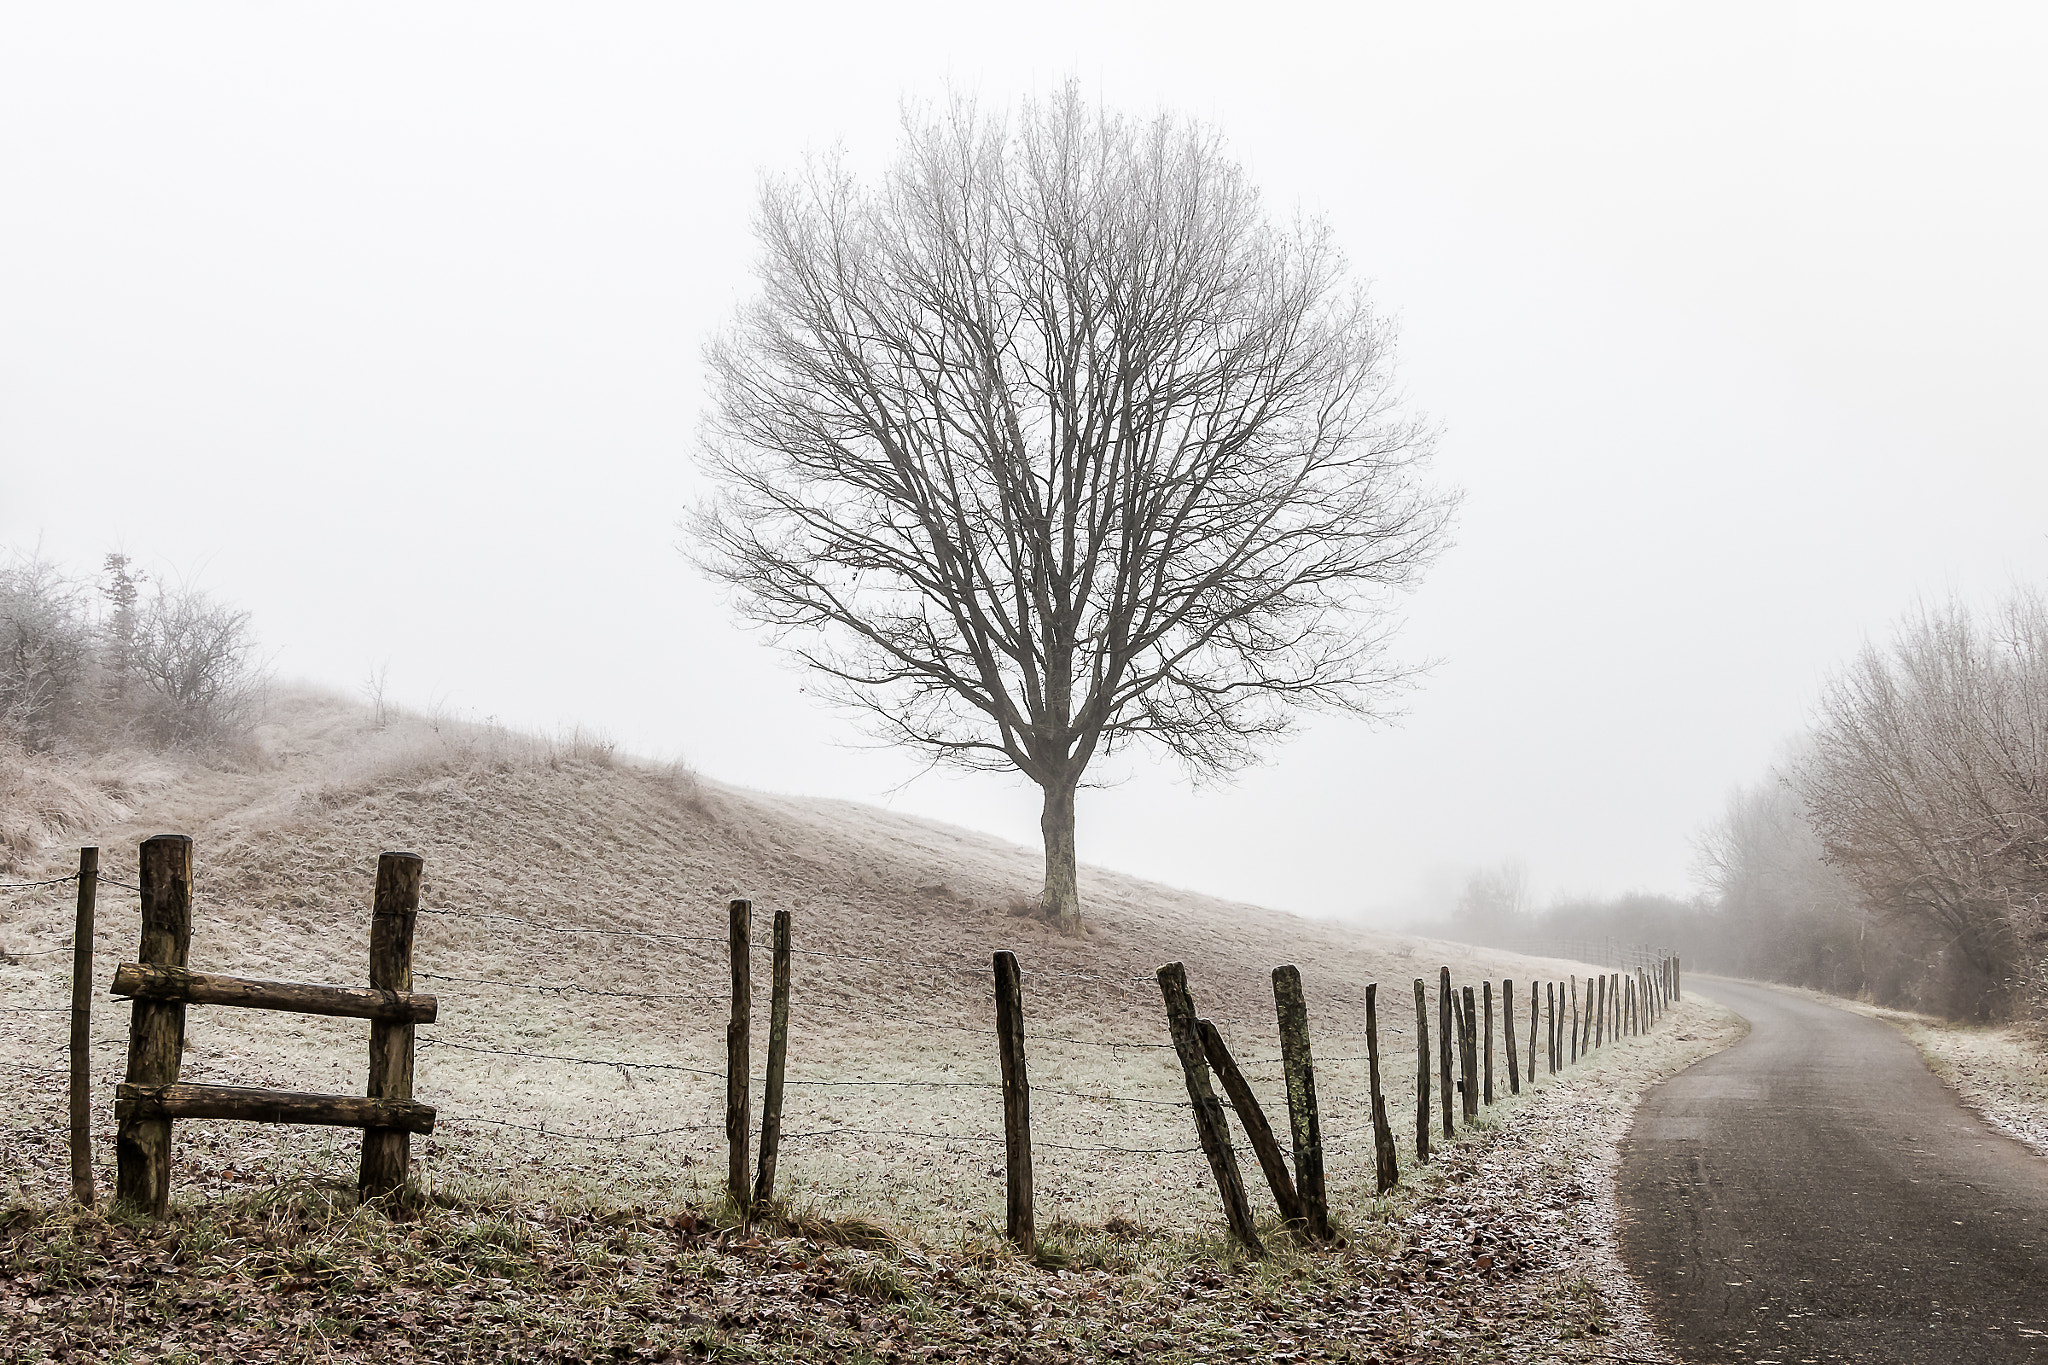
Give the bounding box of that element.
[5,3,2045,923]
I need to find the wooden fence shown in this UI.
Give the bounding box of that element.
[26,838,1684,1252]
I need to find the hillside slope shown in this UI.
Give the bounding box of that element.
[3,689,1602,1235]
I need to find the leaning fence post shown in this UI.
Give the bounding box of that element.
[69,847,98,1207]
[116,835,191,1217]
[1412,978,1430,1161]
[1482,980,1494,1105]
[1438,967,1455,1139]
[1503,979,1520,1095]
[1158,962,1261,1253]
[1272,966,1330,1240]
[752,909,792,1213]
[992,950,1033,1255]
[726,897,753,1218]
[1198,1017,1301,1225]
[360,851,423,1204]
[1364,983,1398,1193]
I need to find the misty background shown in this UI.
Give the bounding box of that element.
[5,3,2046,925]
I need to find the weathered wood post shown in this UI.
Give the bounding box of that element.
[1458,985,1478,1120]
[1595,974,1605,1049]
[69,846,98,1206]
[752,908,792,1213]
[1199,1017,1302,1225]
[1158,963,1260,1253]
[1272,966,1330,1240]
[1545,981,1557,1073]
[1482,980,1494,1105]
[117,835,191,1216]
[1674,955,1682,1001]
[1503,979,1520,1095]
[725,897,752,1217]
[1569,977,1580,1064]
[992,950,1033,1255]
[1526,980,1539,1084]
[1438,967,1454,1139]
[1412,978,1430,1162]
[1364,983,1398,1194]
[360,851,423,1204]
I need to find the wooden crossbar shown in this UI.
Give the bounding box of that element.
[111,963,438,1023]
[115,1082,436,1134]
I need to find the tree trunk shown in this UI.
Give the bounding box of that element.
[1039,778,1081,930]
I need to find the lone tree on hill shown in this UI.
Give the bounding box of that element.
[690,88,1455,930]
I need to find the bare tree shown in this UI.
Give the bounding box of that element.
[1794,593,2048,1017]
[690,89,1455,926]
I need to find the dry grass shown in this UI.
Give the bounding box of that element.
[5,687,1646,1245]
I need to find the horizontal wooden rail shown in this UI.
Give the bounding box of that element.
[115,1082,437,1134]
[111,963,437,1023]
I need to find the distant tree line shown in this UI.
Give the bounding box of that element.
[1430,589,2046,1023]
[0,549,263,753]
[1698,591,2048,1022]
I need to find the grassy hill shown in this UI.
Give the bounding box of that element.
[4,687,1604,1239]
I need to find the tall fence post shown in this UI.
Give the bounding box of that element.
[1272,966,1330,1240]
[992,950,1033,1255]
[360,851,423,1204]
[1157,962,1261,1254]
[69,846,98,1207]
[1412,978,1431,1162]
[1503,979,1520,1096]
[1595,974,1605,1049]
[753,908,792,1213]
[1482,980,1494,1105]
[1674,955,1682,1001]
[1438,967,1454,1139]
[1364,983,1398,1194]
[726,897,752,1218]
[1546,982,1557,1073]
[1199,1018,1302,1225]
[117,834,191,1216]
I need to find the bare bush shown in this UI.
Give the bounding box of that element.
[127,584,266,747]
[0,553,95,750]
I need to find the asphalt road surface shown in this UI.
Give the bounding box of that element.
[1619,978,2048,1363]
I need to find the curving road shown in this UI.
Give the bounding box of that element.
[1619,978,2048,1363]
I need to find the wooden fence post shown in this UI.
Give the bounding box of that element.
[1157,963,1261,1254]
[69,847,98,1207]
[1412,978,1430,1162]
[360,851,423,1204]
[1458,986,1478,1120]
[1503,979,1519,1096]
[1545,982,1557,1073]
[1526,981,1538,1085]
[1674,955,1682,1001]
[753,909,792,1213]
[726,897,752,1218]
[1595,974,1605,1049]
[1272,966,1330,1240]
[1482,980,1494,1105]
[1364,983,1398,1194]
[1198,1018,1302,1225]
[117,835,191,1216]
[992,950,1034,1255]
[1570,977,1581,1064]
[1438,967,1454,1139]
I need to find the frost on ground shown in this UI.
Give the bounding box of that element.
[1886,1015,2048,1158]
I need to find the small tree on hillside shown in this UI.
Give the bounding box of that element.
[690,88,1455,928]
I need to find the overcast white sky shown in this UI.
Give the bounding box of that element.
[5,3,2045,922]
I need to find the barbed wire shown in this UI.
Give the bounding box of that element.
[418,906,728,947]
[0,948,73,960]
[96,877,139,892]
[0,873,79,890]
[415,971,724,1004]
[432,1114,726,1143]
[419,1036,727,1079]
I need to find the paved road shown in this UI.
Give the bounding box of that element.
[1619,978,2048,1363]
